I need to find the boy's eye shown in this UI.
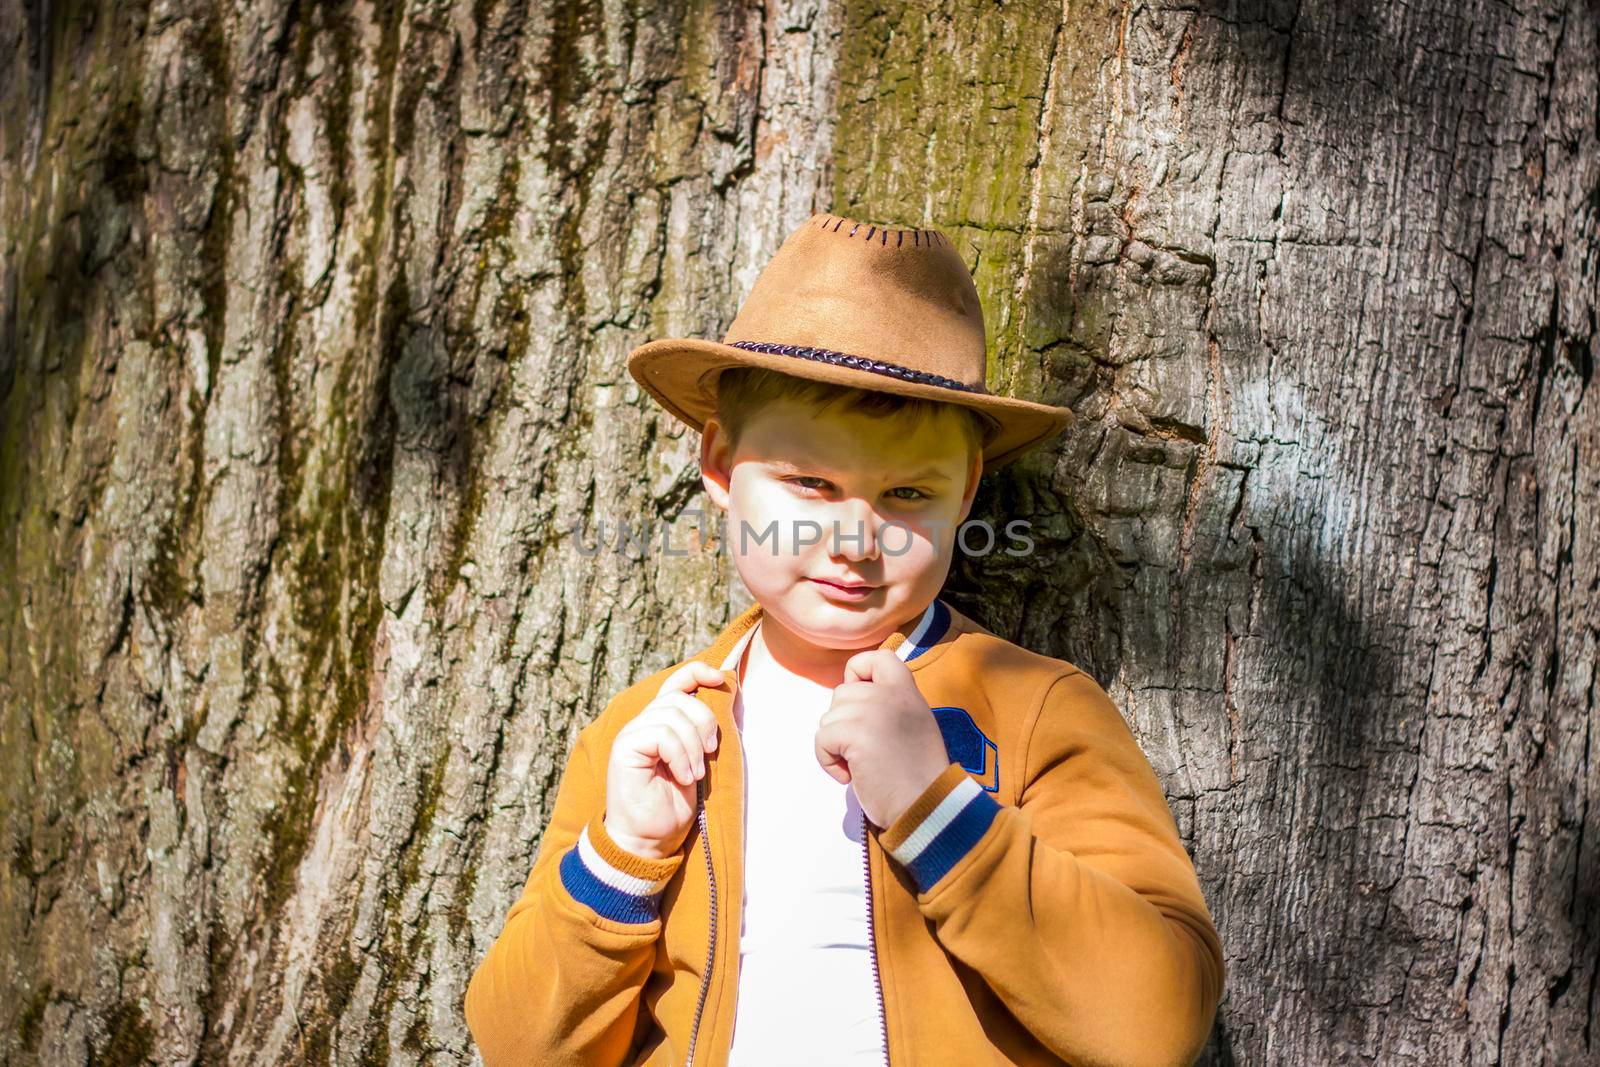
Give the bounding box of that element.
[784,476,927,502]
[787,476,831,493]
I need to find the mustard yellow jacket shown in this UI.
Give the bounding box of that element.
[466,597,1224,1067]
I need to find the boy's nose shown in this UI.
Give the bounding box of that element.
[823,499,881,561]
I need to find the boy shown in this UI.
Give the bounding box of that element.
[465,213,1224,1067]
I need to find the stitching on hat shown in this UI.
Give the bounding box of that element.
[728,340,986,394]
[821,215,949,248]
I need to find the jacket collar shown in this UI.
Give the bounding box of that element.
[698,596,956,673]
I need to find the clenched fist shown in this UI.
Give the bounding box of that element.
[604,661,725,860]
[814,649,951,831]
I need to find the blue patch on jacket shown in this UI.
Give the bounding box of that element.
[930,707,999,792]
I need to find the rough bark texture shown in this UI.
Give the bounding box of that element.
[1,0,1594,1064]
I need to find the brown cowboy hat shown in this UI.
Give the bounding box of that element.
[625,211,1074,471]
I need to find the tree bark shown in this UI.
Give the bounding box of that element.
[0,0,1593,1064]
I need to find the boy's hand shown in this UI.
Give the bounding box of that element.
[815,649,950,830]
[604,661,725,860]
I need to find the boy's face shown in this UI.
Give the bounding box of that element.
[700,396,983,652]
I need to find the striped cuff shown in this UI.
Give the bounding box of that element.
[558,812,683,924]
[878,763,1002,895]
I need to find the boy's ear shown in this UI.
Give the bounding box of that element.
[700,416,732,512]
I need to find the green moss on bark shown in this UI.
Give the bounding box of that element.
[301,949,362,1064]
[358,747,450,1064]
[16,983,51,1055]
[829,0,1074,385]
[96,1000,154,1066]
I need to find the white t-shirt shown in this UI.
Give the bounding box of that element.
[722,620,887,1067]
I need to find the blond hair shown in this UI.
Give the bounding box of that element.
[712,366,995,462]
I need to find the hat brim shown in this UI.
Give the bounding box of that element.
[626,337,1074,472]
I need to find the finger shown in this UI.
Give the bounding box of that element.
[652,703,708,779]
[655,690,720,752]
[656,660,729,699]
[814,724,852,784]
[842,648,897,685]
[841,650,875,685]
[828,680,876,704]
[644,725,697,787]
[638,691,720,755]
[824,687,875,724]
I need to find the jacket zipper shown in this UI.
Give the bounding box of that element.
[685,773,715,1067]
[862,814,891,1066]
[686,795,890,1067]
[684,659,890,1066]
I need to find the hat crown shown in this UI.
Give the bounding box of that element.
[623,210,1074,472]
[721,213,989,391]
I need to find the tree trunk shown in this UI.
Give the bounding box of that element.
[1,0,1594,1063]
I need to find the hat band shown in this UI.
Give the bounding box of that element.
[728,340,987,395]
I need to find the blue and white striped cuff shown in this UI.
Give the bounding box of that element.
[558,817,681,924]
[879,764,1002,894]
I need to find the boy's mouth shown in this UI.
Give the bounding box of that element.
[809,576,881,597]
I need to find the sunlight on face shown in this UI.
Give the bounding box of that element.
[701,395,981,652]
